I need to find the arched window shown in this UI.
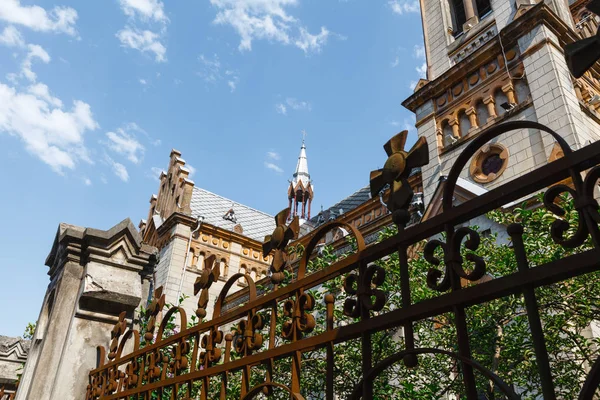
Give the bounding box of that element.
[187,249,194,267]
[220,258,227,277]
[514,80,531,104]
[441,119,455,146]
[239,264,247,285]
[494,88,509,117]
[458,109,470,136]
[476,99,489,126]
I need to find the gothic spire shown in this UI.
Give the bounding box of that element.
[292,133,310,188]
[288,132,313,220]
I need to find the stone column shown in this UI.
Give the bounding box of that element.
[483,95,497,122]
[466,107,478,131]
[462,0,479,31]
[449,118,461,138]
[502,83,517,104]
[16,219,156,400]
[436,128,444,148]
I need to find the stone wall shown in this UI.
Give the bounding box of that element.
[15,219,156,400]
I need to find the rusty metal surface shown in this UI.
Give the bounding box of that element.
[81,121,600,400]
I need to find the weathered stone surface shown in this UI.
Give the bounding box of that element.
[15,219,156,400]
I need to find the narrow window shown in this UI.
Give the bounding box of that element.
[450,0,467,36]
[476,0,491,18]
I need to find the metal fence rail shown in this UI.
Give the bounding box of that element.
[85,121,600,400]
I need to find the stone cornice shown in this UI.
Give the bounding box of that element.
[402,3,579,113]
[46,219,157,279]
[156,212,266,251]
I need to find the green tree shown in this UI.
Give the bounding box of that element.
[23,322,36,340]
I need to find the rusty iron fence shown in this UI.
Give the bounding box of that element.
[84,121,600,399]
[0,387,15,400]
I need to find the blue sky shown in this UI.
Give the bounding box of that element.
[0,0,425,337]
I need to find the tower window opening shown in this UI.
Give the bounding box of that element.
[476,0,492,19]
[450,0,467,36]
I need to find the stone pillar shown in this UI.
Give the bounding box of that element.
[483,96,497,122]
[462,0,479,31]
[16,219,156,400]
[502,83,516,104]
[466,107,478,131]
[449,118,461,138]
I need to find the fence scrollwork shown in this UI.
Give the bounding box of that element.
[82,121,600,400]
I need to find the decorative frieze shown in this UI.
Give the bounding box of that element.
[451,24,499,64]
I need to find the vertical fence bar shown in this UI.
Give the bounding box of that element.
[325,294,335,400]
[508,223,556,399]
[395,209,418,368]
[359,260,373,400]
[447,224,479,400]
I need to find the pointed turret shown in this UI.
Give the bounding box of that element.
[288,133,314,221]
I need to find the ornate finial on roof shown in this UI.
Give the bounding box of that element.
[287,133,314,220]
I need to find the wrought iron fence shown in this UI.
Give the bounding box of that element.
[85,121,600,399]
[0,387,16,400]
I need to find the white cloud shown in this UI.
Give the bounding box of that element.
[388,0,420,14]
[264,161,283,173]
[148,166,163,181]
[0,26,24,47]
[409,80,418,90]
[27,83,62,107]
[186,164,196,177]
[198,54,239,92]
[117,0,168,62]
[123,121,161,146]
[295,26,329,54]
[226,70,239,92]
[100,175,108,184]
[389,120,400,127]
[21,44,51,82]
[0,0,78,36]
[413,44,425,59]
[84,177,92,186]
[416,62,426,78]
[275,103,287,115]
[391,56,399,68]
[0,81,98,174]
[119,0,168,23]
[105,155,129,182]
[105,126,145,164]
[267,151,280,160]
[286,97,311,111]
[210,0,333,54]
[139,78,147,85]
[198,53,221,83]
[116,27,166,62]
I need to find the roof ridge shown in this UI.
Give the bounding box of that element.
[192,187,274,219]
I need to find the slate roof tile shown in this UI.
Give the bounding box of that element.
[190,188,275,242]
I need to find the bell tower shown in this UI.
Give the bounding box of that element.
[288,132,314,222]
[403,0,600,205]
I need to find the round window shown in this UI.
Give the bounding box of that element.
[470,144,509,183]
[481,154,504,175]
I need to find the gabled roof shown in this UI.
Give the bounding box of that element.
[190,188,275,242]
[0,336,30,360]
